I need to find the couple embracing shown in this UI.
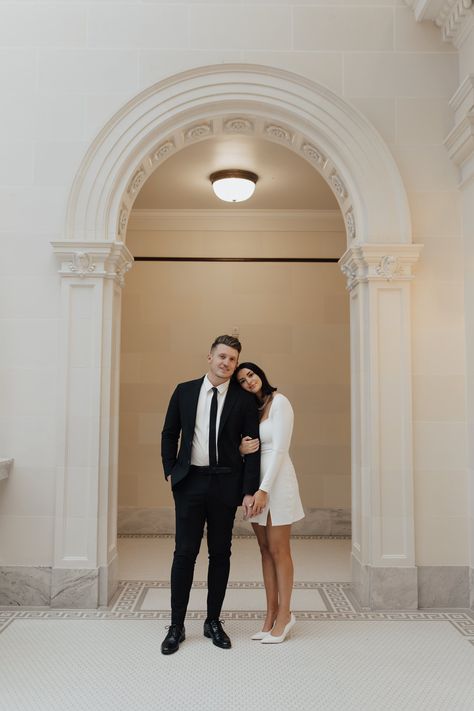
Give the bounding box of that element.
[160,335,304,655]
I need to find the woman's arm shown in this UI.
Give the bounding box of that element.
[258,395,294,494]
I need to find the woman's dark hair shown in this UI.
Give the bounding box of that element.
[235,362,277,398]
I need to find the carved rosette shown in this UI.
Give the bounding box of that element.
[118,208,129,238]
[224,118,254,134]
[184,123,212,142]
[376,255,400,280]
[301,143,326,167]
[152,140,175,164]
[264,124,292,143]
[345,210,356,240]
[69,251,96,278]
[339,245,423,291]
[127,168,146,199]
[52,241,134,287]
[330,173,347,200]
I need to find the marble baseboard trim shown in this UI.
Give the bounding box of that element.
[0,566,51,606]
[51,568,99,609]
[418,566,470,609]
[351,555,418,610]
[118,506,351,537]
[99,554,119,607]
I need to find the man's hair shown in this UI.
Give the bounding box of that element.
[210,334,242,354]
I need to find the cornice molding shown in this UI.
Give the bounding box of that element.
[339,244,423,291]
[405,0,474,46]
[51,241,134,287]
[128,209,345,233]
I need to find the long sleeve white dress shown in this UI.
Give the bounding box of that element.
[249,393,304,526]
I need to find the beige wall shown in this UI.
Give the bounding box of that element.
[119,214,349,512]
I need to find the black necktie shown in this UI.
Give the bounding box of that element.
[209,387,218,467]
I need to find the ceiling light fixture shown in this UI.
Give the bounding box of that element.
[210,169,258,203]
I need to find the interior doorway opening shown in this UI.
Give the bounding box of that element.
[117,135,351,571]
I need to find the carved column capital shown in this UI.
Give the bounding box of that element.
[339,244,423,291]
[52,241,134,287]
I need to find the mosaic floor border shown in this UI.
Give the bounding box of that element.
[2,580,474,646]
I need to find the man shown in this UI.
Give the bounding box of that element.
[160,334,261,654]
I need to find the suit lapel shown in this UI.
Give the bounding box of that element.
[186,377,204,429]
[218,382,238,436]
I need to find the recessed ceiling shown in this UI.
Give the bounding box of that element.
[133,135,339,211]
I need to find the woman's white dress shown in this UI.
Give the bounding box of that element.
[250,393,304,526]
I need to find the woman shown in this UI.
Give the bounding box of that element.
[236,362,304,644]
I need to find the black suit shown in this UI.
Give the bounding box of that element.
[161,376,260,625]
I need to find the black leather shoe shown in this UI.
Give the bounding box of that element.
[161,624,185,655]
[203,619,231,649]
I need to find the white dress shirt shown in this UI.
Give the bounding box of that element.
[190,375,230,466]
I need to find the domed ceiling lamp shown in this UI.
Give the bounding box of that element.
[210,169,258,203]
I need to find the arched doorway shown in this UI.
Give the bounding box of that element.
[52,64,421,609]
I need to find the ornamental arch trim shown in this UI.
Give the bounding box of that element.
[64,64,412,248]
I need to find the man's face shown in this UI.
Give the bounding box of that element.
[207,344,239,383]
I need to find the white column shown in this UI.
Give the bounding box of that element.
[446,73,474,605]
[51,242,133,607]
[340,244,422,608]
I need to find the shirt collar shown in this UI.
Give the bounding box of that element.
[204,375,230,395]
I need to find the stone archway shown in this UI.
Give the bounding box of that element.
[52,64,421,609]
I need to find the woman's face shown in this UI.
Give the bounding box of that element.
[237,368,263,396]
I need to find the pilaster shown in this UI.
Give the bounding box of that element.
[340,244,422,609]
[51,241,133,607]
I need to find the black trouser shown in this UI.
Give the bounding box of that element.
[170,466,237,626]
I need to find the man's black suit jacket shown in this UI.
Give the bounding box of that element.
[161,377,260,506]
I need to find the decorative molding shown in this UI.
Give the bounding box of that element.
[345,210,356,240]
[52,241,134,287]
[438,0,473,44]
[330,172,347,200]
[64,65,411,246]
[127,167,146,199]
[445,112,474,167]
[445,76,474,181]
[68,251,96,278]
[224,117,254,133]
[127,208,345,234]
[117,207,129,238]
[0,459,13,481]
[150,140,175,165]
[184,122,212,142]
[405,0,474,46]
[339,244,423,291]
[449,73,474,119]
[375,255,401,280]
[301,142,326,168]
[264,123,293,143]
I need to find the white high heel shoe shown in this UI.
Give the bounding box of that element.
[251,630,271,640]
[260,613,296,644]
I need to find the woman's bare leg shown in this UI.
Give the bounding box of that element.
[265,515,294,636]
[252,522,278,631]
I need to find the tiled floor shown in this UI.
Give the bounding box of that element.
[1,536,474,711]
